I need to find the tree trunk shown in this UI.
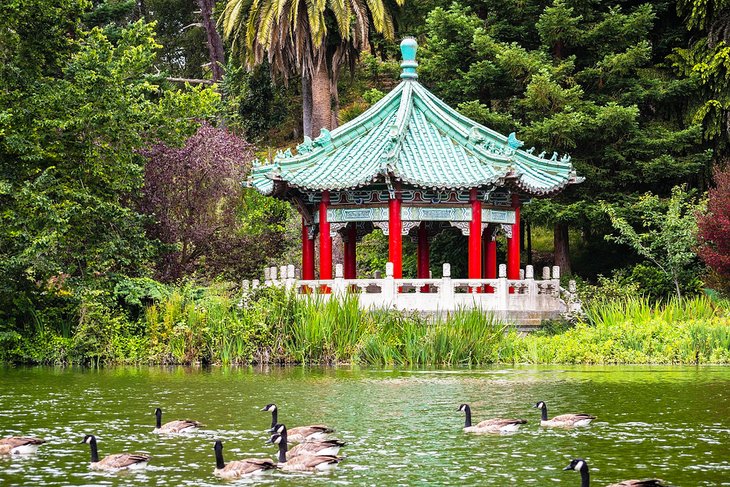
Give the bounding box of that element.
[554,222,571,275]
[197,0,225,82]
[302,73,313,138]
[311,62,332,138]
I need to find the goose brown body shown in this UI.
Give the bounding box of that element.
[269,431,343,472]
[535,401,595,427]
[0,437,45,455]
[272,425,344,459]
[213,440,276,479]
[458,404,527,433]
[262,404,333,442]
[154,408,201,433]
[82,435,149,471]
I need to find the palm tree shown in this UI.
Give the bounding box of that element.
[221,0,403,138]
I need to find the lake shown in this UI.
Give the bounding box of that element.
[0,366,728,486]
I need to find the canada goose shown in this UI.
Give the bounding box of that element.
[271,424,345,459]
[81,435,150,471]
[534,401,595,427]
[564,458,666,487]
[261,403,333,442]
[0,436,45,455]
[268,433,341,472]
[457,404,527,433]
[213,440,276,479]
[153,407,201,434]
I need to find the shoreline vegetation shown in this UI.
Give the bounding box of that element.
[2,286,729,367]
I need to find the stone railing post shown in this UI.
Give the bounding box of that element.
[252,279,260,289]
[526,265,537,309]
[285,264,296,291]
[270,266,278,285]
[498,263,509,310]
[333,264,346,297]
[552,265,561,295]
[440,263,454,309]
[238,280,250,309]
[264,267,271,286]
[382,262,396,307]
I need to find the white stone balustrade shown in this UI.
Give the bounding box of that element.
[242,262,574,322]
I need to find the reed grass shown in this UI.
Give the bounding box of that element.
[138,288,730,366]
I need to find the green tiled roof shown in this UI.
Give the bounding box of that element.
[250,38,582,197]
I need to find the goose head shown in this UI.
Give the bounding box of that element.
[214,440,223,453]
[533,401,546,410]
[457,404,470,412]
[261,404,277,412]
[267,433,283,446]
[273,424,287,434]
[564,458,588,472]
[80,434,96,445]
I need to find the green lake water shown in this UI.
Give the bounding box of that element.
[0,366,728,486]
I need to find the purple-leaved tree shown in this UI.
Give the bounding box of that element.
[141,123,258,280]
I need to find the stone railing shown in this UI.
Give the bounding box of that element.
[241,262,578,322]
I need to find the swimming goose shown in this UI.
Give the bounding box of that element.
[213,440,276,479]
[268,433,342,472]
[457,404,527,433]
[153,407,201,434]
[0,436,46,455]
[564,458,666,486]
[271,424,345,459]
[261,403,333,442]
[534,401,595,427]
[81,435,150,471]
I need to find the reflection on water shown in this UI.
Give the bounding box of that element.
[0,366,728,486]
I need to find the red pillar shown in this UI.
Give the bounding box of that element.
[319,191,332,280]
[344,224,357,279]
[483,225,497,292]
[301,218,315,280]
[417,222,430,278]
[388,192,402,278]
[468,189,482,279]
[507,194,521,280]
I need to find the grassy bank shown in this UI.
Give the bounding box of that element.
[2,285,729,365]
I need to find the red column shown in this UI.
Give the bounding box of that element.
[344,224,357,279]
[484,225,497,292]
[388,192,402,278]
[301,218,315,280]
[319,191,332,281]
[468,189,482,279]
[507,194,521,280]
[417,222,430,278]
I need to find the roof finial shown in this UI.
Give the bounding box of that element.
[400,37,418,80]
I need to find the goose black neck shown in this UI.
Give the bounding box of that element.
[155,411,162,429]
[270,410,278,430]
[215,445,225,470]
[579,465,590,487]
[88,438,99,463]
[540,404,548,421]
[463,406,472,428]
[277,436,288,463]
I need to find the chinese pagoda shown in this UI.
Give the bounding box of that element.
[248,38,582,321]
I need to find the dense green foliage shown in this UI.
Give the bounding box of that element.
[2,0,730,365]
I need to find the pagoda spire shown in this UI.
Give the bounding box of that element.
[400,37,418,80]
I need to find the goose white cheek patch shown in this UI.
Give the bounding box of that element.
[575,461,585,471]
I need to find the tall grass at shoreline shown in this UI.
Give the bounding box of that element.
[4,285,729,365]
